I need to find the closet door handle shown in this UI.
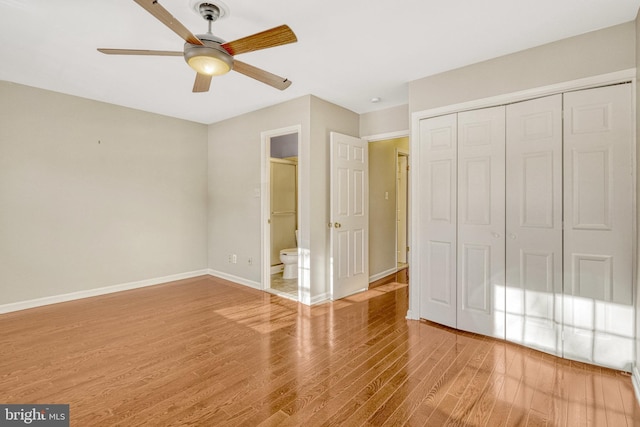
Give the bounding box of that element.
[491,232,501,239]
[508,233,517,240]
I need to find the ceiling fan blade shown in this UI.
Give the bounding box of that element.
[221,25,297,56]
[98,48,183,56]
[133,0,204,46]
[233,60,292,90]
[193,73,212,93]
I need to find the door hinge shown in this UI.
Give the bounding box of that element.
[407,246,410,252]
[407,165,410,171]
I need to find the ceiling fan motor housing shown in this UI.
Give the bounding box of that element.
[199,3,220,21]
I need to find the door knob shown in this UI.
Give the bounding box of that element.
[491,232,501,238]
[335,222,342,228]
[509,233,517,240]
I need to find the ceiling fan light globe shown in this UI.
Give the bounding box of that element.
[184,41,233,76]
[187,55,231,76]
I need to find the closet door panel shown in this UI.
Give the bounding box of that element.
[505,95,562,355]
[419,113,457,328]
[457,106,505,339]
[563,84,634,370]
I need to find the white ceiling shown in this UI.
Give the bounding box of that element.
[1,0,639,124]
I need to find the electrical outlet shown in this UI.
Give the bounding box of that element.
[232,254,237,264]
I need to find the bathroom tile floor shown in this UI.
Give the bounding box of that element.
[270,272,297,298]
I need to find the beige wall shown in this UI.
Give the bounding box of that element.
[0,84,358,307]
[409,22,636,113]
[207,95,358,303]
[0,81,208,305]
[369,137,409,279]
[360,104,409,137]
[207,96,310,286]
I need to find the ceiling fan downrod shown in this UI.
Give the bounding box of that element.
[199,3,220,34]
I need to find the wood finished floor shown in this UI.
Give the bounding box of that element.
[1,274,639,426]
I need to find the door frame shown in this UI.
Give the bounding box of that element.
[261,125,302,301]
[396,148,410,267]
[408,68,636,321]
[363,130,411,284]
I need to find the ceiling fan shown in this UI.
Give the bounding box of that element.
[98,0,297,93]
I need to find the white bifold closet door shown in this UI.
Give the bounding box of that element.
[419,113,458,328]
[417,83,634,371]
[562,84,634,370]
[505,95,563,355]
[457,106,506,339]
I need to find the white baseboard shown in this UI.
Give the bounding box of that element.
[310,292,330,305]
[0,269,209,314]
[405,309,420,320]
[0,268,324,314]
[632,366,640,407]
[369,267,398,283]
[207,269,262,290]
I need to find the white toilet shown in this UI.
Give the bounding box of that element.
[279,231,298,279]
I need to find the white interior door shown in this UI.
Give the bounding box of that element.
[397,153,408,264]
[457,106,506,339]
[419,113,458,328]
[330,132,369,300]
[505,94,563,355]
[562,84,634,370]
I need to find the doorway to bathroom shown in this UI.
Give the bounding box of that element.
[261,126,301,301]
